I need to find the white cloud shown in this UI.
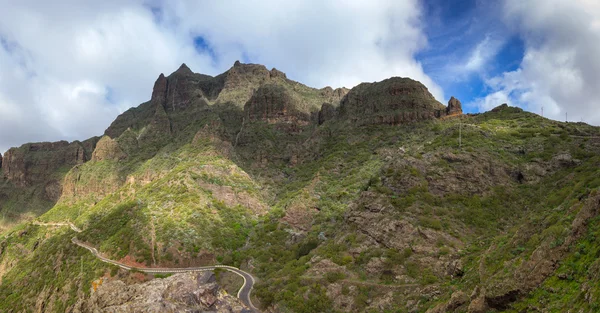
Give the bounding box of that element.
[470,0,600,124]
[472,90,511,112]
[0,0,443,154]
[464,35,505,73]
[159,0,441,96]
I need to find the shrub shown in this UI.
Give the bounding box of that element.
[325,271,346,283]
[419,216,443,230]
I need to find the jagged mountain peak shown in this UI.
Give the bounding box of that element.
[173,62,194,75]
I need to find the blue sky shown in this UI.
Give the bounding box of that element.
[417,0,526,113]
[1,0,600,153]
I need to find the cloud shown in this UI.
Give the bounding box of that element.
[159,0,442,96]
[0,0,443,154]
[472,90,511,112]
[469,0,600,124]
[0,1,209,153]
[463,35,505,73]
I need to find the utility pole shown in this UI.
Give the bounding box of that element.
[541,106,544,118]
[459,118,462,149]
[566,112,568,123]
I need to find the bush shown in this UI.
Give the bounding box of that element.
[419,216,443,230]
[325,271,346,283]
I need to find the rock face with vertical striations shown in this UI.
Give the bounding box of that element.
[2,140,97,188]
[338,77,446,125]
[244,84,311,125]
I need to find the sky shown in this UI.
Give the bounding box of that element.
[1,0,600,153]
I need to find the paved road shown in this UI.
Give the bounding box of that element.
[34,221,258,312]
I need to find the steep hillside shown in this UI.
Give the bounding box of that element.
[1,62,599,313]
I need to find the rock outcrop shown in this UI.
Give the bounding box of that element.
[446,96,463,116]
[320,86,349,103]
[244,84,310,125]
[338,77,446,125]
[74,272,247,313]
[91,136,126,162]
[105,64,208,139]
[151,73,169,106]
[318,103,337,125]
[1,140,97,188]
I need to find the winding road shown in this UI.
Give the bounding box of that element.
[34,222,258,312]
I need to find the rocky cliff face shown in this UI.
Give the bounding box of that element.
[338,77,448,125]
[105,61,348,141]
[244,84,311,125]
[1,139,98,189]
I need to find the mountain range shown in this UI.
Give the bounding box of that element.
[1,61,599,313]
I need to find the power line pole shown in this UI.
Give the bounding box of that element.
[459,118,462,149]
[566,112,568,123]
[541,106,544,118]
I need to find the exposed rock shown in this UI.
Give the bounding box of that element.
[174,63,193,76]
[320,86,349,104]
[281,204,318,232]
[346,193,462,255]
[151,73,168,106]
[91,136,126,162]
[104,101,156,139]
[306,258,348,277]
[318,103,337,125]
[552,152,580,167]
[220,62,271,102]
[270,67,287,79]
[2,140,93,188]
[339,77,446,125]
[446,96,463,116]
[74,272,247,313]
[427,291,468,313]
[105,68,207,138]
[467,293,488,313]
[446,259,464,278]
[244,84,311,125]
